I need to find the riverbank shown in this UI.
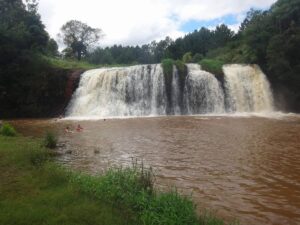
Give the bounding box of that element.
[0,135,227,225]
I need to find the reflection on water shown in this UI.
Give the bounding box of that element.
[10,115,300,225]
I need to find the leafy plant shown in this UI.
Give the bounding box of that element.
[44,131,57,149]
[161,58,174,77]
[200,59,225,76]
[182,52,193,63]
[0,123,17,137]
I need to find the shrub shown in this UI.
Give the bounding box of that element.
[174,60,185,75]
[44,131,57,149]
[0,123,17,136]
[182,52,193,63]
[161,58,174,77]
[192,53,204,63]
[199,59,225,76]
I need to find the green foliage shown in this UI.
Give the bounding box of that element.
[174,60,186,75]
[161,58,174,111]
[200,59,225,76]
[0,134,229,225]
[44,131,57,149]
[44,56,98,69]
[46,38,59,57]
[59,20,103,61]
[0,136,136,225]
[192,53,204,63]
[183,52,193,63]
[0,123,17,137]
[0,0,67,118]
[72,162,225,225]
[213,24,235,48]
[161,58,174,77]
[174,60,187,91]
[141,190,198,225]
[0,0,49,64]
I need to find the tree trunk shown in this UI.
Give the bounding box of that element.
[77,51,82,61]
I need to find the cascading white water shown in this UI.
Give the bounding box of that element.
[67,65,167,117]
[67,63,275,118]
[67,64,226,117]
[184,64,225,114]
[223,64,274,112]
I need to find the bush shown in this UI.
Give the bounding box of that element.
[161,58,174,77]
[199,59,225,76]
[192,53,204,63]
[44,131,57,149]
[0,123,17,137]
[182,52,193,63]
[174,60,186,75]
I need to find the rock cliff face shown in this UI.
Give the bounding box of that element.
[0,68,83,118]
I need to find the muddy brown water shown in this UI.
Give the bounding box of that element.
[9,115,300,225]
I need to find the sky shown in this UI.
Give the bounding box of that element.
[37,0,277,47]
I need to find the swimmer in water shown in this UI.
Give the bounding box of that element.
[65,126,73,133]
[76,124,83,132]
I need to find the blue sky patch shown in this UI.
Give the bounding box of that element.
[180,14,241,33]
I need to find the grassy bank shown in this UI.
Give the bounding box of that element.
[0,136,136,225]
[0,135,230,225]
[44,56,137,70]
[44,56,99,70]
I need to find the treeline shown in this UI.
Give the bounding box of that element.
[87,25,234,65]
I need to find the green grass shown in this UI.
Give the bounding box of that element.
[44,56,137,70]
[0,136,136,225]
[199,59,225,76]
[0,135,233,225]
[44,56,99,70]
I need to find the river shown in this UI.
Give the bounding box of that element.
[10,114,300,225]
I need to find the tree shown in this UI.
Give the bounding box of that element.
[213,24,234,48]
[46,38,59,56]
[0,0,49,65]
[59,20,103,60]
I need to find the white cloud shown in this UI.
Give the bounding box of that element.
[38,0,277,46]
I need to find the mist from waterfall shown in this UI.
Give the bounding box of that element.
[67,63,274,118]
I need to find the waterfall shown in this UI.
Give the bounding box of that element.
[223,64,274,113]
[66,63,275,118]
[184,64,225,114]
[67,65,166,117]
